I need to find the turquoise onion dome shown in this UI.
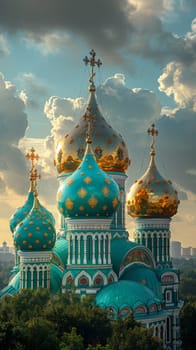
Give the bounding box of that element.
[9,190,34,234]
[127,124,179,218]
[96,280,162,316]
[14,195,56,252]
[57,135,120,219]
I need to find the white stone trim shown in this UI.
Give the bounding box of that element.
[66,218,112,230]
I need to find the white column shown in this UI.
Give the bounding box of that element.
[67,234,70,265]
[162,236,164,262]
[77,235,81,264]
[98,236,101,264]
[108,234,111,264]
[83,236,87,264]
[103,236,106,264]
[157,233,160,262]
[72,235,76,264]
[92,236,96,264]
[30,266,34,289]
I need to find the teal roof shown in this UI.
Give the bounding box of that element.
[14,197,56,252]
[57,142,120,219]
[0,272,20,298]
[9,191,34,233]
[96,280,161,313]
[52,237,68,268]
[111,238,137,274]
[50,264,63,295]
[120,263,162,299]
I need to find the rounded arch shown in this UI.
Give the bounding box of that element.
[161,271,179,284]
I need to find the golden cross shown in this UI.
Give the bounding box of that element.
[83,49,102,85]
[26,147,39,170]
[147,123,158,156]
[26,148,41,192]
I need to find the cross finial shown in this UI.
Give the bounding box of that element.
[26,147,39,169]
[147,123,158,156]
[26,148,41,192]
[83,49,102,88]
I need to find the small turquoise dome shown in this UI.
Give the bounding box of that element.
[57,142,120,219]
[120,264,162,299]
[96,280,161,315]
[9,191,34,233]
[14,197,56,251]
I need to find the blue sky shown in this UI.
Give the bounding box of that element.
[0,0,195,247]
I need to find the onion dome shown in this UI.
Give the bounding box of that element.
[55,50,130,175]
[57,122,120,219]
[10,147,45,234]
[10,190,34,234]
[96,280,162,317]
[127,124,179,218]
[14,195,56,252]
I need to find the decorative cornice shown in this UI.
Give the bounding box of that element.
[66,218,112,230]
[135,218,171,229]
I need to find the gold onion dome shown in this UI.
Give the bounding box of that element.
[57,115,120,219]
[55,50,130,175]
[127,124,179,218]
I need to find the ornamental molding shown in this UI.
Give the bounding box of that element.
[18,250,51,263]
[135,218,171,229]
[66,218,112,230]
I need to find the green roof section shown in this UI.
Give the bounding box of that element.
[96,280,161,312]
[120,263,162,299]
[111,238,137,274]
[52,237,68,268]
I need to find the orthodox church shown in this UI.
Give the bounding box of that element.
[0,50,183,350]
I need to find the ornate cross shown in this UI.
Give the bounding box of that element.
[26,148,41,192]
[147,123,158,156]
[83,49,102,85]
[26,147,39,170]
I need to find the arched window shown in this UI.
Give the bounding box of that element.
[78,275,89,287]
[94,275,104,287]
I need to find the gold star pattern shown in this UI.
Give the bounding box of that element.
[67,178,74,186]
[105,178,111,184]
[79,206,85,211]
[88,196,98,208]
[65,198,74,210]
[102,186,110,196]
[112,197,118,208]
[77,188,87,198]
[84,177,92,184]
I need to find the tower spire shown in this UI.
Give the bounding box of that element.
[147,123,158,157]
[83,49,102,89]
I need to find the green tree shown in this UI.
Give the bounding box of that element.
[180,302,196,350]
[60,327,84,350]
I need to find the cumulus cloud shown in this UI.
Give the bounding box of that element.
[19,73,48,109]
[0,73,28,195]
